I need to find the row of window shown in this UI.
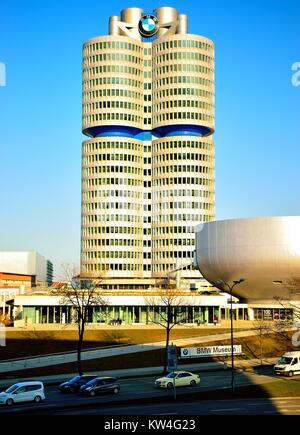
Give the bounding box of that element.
[153,201,213,210]
[84,99,214,113]
[84,53,142,65]
[152,226,196,235]
[84,167,142,178]
[253,308,293,321]
[84,153,142,163]
[153,99,214,111]
[83,214,143,224]
[152,213,212,223]
[84,39,212,57]
[153,165,213,176]
[153,239,195,247]
[83,101,143,112]
[83,65,143,78]
[82,190,143,200]
[153,39,213,53]
[155,87,214,100]
[82,239,143,248]
[153,140,213,152]
[83,113,143,124]
[153,264,171,272]
[153,250,194,259]
[82,263,142,272]
[84,41,142,55]
[83,77,142,90]
[86,178,150,187]
[83,201,213,214]
[85,251,143,259]
[84,112,214,125]
[154,64,213,78]
[85,176,214,188]
[152,189,214,199]
[82,226,143,236]
[153,177,214,187]
[154,75,213,89]
[154,111,214,124]
[83,141,142,153]
[83,202,142,212]
[153,153,212,163]
[83,89,143,101]
[154,51,213,66]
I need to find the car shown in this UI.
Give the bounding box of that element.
[79,377,120,397]
[0,381,45,406]
[155,371,200,389]
[59,375,98,393]
[274,351,300,377]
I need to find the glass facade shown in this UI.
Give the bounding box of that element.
[22,305,221,325]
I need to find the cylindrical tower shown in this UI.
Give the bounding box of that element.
[82,35,144,137]
[152,34,215,136]
[81,34,145,278]
[152,136,215,276]
[151,33,215,277]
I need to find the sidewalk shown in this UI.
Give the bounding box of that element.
[0,358,278,388]
[0,329,257,374]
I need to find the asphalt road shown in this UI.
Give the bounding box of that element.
[0,367,296,415]
[50,397,300,416]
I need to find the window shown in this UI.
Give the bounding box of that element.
[26,385,41,392]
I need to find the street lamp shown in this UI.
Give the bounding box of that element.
[216,278,245,393]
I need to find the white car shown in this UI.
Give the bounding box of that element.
[155,371,200,389]
[0,381,45,406]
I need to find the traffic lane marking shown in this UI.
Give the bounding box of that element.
[210,408,242,412]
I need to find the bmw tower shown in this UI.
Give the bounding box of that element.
[81,7,215,293]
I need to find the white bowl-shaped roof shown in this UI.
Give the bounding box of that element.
[196,216,300,303]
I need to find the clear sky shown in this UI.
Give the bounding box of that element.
[0,0,299,278]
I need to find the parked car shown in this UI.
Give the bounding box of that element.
[0,381,45,406]
[274,351,300,377]
[155,371,200,389]
[59,375,98,393]
[80,377,120,397]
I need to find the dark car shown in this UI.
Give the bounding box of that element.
[59,375,98,393]
[79,377,120,397]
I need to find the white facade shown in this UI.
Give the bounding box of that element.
[0,251,49,283]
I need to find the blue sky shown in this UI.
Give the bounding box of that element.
[0,0,299,277]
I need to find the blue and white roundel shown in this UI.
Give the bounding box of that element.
[139,14,159,37]
[142,18,156,32]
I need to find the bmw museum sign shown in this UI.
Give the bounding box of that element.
[138,14,159,37]
[181,345,242,358]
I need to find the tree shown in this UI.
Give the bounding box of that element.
[144,278,189,375]
[50,264,107,375]
[252,318,273,365]
[272,277,300,349]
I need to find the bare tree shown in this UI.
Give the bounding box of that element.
[270,278,300,349]
[50,264,107,375]
[273,278,300,324]
[144,278,190,374]
[252,318,273,365]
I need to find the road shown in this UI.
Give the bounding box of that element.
[0,366,296,415]
[50,398,300,416]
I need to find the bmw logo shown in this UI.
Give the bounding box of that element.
[183,349,189,356]
[138,14,159,37]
